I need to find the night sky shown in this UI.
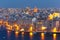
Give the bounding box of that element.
[0,0,60,8]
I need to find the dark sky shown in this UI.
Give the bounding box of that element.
[0,0,60,8]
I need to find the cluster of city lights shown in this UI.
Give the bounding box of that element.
[48,12,59,20]
[0,19,59,33]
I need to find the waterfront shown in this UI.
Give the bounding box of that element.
[0,8,60,40]
[0,27,60,40]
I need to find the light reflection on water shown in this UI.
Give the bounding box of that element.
[41,33,45,40]
[21,32,24,40]
[29,32,33,40]
[2,30,58,40]
[15,31,19,38]
[7,31,11,40]
[53,33,56,40]
[7,31,11,37]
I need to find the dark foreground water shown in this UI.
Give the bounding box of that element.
[0,27,60,40]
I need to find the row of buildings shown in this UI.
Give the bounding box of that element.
[0,8,60,32]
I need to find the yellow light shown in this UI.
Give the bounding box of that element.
[30,32,33,36]
[53,12,59,18]
[41,26,47,30]
[14,24,20,31]
[37,22,42,24]
[15,31,19,34]
[29,26,33,32]
[41,33,45,40]
[53,27,57,32]
[53,33,56,40]
[48,12,59,20]
[48,14,53,20]
[29,32,33,40]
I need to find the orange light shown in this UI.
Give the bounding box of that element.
[41,33,45,40]
[33,7,38,13]
[4,21,9,26]
[21,32,24,35]
[0,20,3,25]
[6,25,12,31]
[21,32,24,39]
[14,24,20,31]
